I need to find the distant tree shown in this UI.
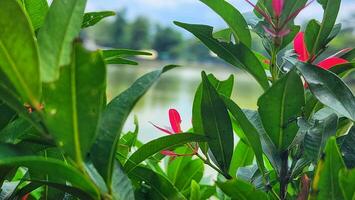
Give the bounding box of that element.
[152,26,183,60]
[111,9,129,48]
[127,16,151,50]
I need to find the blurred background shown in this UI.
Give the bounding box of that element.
[82,0,355,141]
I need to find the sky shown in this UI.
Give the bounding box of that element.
[86,0,355,30]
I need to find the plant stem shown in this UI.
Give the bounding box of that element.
[196,153,232,180]
[279,151,289,200]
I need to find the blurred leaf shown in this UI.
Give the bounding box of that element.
[129,166,186,200]
[111,161,135,200]
[102,49,152,58]
[192,74,234,155]
[217,179,268,199]
[189,180,200,200]
[337,126,355,168]
[90,65,177,185]
[222,97,265,175]
[105,57,139,65]
[123,133,207,173]
[258,70,304,151]
[174,21,269,91]
[0,0,41,107]
[311,137,345,200]
[228,141,254,177]
[20,0,49,30]
[201,72,234,174]
[43,44,106,165]
[339,168,355,200]
[38,0,87,82]
[201,0,251,47]
[296,63,355,121]
[82,11,115,28]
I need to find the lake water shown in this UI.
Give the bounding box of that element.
[107,61,263,142]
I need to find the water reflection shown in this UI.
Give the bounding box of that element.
[107,61,263,142]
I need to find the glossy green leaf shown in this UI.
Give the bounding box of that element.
[200,0,251,47]
[38,0,87,82]
[305,0,341,55]
[217,179,268,200]
[311,137,346,200]
[229,141,254,177]
[0,0,41,108]
[222,97,265,175]
[192,74,234,154]
[20,0,49,30]
[123,133,207,173]
[82,11,115,28]
[296,63,355,121]
[175,21,269,91]
[258,70,304,151]
[337,126,355,168]
[43,44,106,164]
[111,161,135,200]
[91,65,177,184]
[339,168,355,200]
[129,166,186,200]
[201,72,234,174]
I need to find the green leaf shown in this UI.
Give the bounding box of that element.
[228,141,254,177]
[201,72,234,174]
[37,0,87,82]
[341,48,355,61]
[305,0,341,55]
[296,63,355,121]
[0,102,16,131]
[0,0,41,108]
[192,74,234,154]
[105,57,139,65]
[174,21,269,91]
[91,65,177,184]
[0,145,99,199]
[339,168,355,200]
[213,28,233,43]
[102,49,152,58]
[111,161,135,200]
[337,126,355,168]
[20,0,49,30]
[129,166,186,200]
[258,70,305,151]
[174,159,204,190]
[190,180,201,200]
[43,44,106,164]
[123,133,207,173]
[217,179,269,200]
[222,97,265,175]
[304,113,338,162]
[311,137,346,200]
[200,0,251,47]
[82,11,115,28]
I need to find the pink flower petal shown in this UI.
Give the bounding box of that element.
[161,150,179,156]
[272,0,284,17]
[150,122,173,134]
[294,32,310,62]
[169,109,182,133]
[317,57,348,70]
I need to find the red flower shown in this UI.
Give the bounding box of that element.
[151,109,198,157]
[293,32,348,70]
[21,194,30,200]
[272,0,284,18]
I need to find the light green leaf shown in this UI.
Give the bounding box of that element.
[217,179,269,200]
[190,180,201,200]
[20,0,49,30]
[0,0,41,108]
[38,0,87,82]
[228,141,254,177]
[339,168,355,200]
[258,70,305,151]
[43,44,106,164]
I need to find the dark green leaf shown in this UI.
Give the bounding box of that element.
[129,166,186,200]
[43,44,106,165]
[311,137,345,200]
[82,11,115,28]
[174,21,269,90]
[200,0,251,47]
[296,63,355,121]
[341,48,355,61]
[217,179,268,200]
[91,65,177,184]
[0,0,41,108]
[337,126,355,168]
[0,102,16,130]
[201,72,234,173]
[228,141,254,177]
[123,133,207,173]
[111,161,135,200]
[38,0,87,82]
[102,49,152,58]
[258,70,305,151]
